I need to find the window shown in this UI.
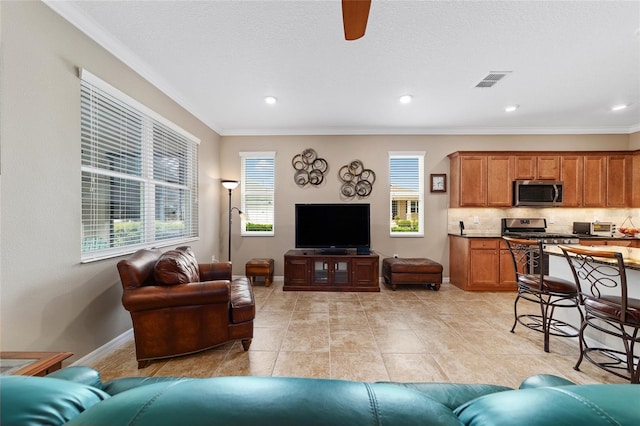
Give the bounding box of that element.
[240,152,275,236]
[389,152,424,236]
[81,70,199,262]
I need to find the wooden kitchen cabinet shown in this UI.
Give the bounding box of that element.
[560,155,583,206]
[469,239,500,288]
[537,156,561,180]
[449,150,638,208]
[513,155,560,180]
[449,154,487,207]
[513,156,537,180]
[583,155,607,207]
[449,236,516,291]
[458,156,487,206]
[499,240,517,286]
[450,154,511,207]
[487,156,513,206]
[606,155,632,207]
[632,152,640,208]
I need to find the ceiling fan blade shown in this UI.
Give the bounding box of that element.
[342,0,371,40]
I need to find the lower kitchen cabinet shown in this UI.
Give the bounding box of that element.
[449,236,517,291]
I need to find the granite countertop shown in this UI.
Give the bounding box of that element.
[448,233,503,238]
[448,233,640,241]
[545,245,640,271]
[574,235,640,241]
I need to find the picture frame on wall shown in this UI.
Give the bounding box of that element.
[430,174,447,193]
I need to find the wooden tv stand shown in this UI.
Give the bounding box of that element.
[283,249,379,292]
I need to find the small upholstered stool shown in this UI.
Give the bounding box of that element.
[245,258,274,287]
[382,258,443,291]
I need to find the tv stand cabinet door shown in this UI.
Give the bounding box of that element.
[351,257,379,288]
[284,256,310,287]
[311,259,349,286]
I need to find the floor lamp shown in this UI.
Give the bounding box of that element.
[221,180,241,262]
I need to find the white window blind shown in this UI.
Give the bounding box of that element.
[240,152,275,236]
[389,152,424,236]
[81,70,199,262]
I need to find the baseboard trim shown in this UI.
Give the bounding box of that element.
[71,328,133,367]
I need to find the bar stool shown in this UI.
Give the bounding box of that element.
[503,237,583,353]
[560,245,640,383]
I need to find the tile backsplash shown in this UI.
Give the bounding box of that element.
[448,207,640,235]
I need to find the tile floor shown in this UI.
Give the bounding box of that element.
[89,280,628,388]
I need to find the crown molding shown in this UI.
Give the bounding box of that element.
[220,125,638,137]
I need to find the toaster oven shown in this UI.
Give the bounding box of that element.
[590,222,616,237]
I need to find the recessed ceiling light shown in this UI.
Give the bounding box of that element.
[399,95,413,104]
[611,104,628,111]
[264,96,277,105]
[504,105,519,112]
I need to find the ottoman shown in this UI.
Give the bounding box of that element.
[245,258,274,287]
[382,258,443,291]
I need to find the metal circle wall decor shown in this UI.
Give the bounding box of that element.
[338,160,376,199]
[291,148,328,187]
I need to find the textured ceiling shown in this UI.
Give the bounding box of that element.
[46,0,640,136]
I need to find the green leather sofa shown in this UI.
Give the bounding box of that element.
[1,366,638,425]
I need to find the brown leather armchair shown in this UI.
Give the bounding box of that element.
[117,246,255,368]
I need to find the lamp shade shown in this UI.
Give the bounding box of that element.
[221,180,239,190]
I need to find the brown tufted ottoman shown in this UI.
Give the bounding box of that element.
[382,258,443,291]
[245,258,275,287]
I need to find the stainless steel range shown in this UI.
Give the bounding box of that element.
[502,217,579,276]
[501,218,580,245]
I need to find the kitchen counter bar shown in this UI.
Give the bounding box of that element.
[449,233,640,242]
[545,244,640,271]
[448,233,504,238]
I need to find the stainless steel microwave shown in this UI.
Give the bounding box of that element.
[513,180,563,207]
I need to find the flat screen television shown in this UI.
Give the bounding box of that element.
[295,203,370,254]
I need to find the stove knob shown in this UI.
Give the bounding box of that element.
[552,239,559,244]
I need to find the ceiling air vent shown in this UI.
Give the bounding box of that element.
[475,71,512,88]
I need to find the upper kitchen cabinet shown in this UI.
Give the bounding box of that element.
[487,156,513,207]
[633,151,640,208]
[574,154,631,207]
[560,156,583,207]
[449,153,511,207]
[537,156,561,180]
[582,155,607,207]
[606,155,632,207]
[513,155,560,180]
[449,150,638,208]
[513,156,536,180]
[449,153,487,207]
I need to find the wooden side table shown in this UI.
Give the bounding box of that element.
[0,351,73,376]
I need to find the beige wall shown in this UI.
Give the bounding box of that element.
[0,2,222,360]
[220,134,631,277]
[630,131,640,149]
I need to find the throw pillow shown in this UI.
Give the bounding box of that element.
[154,249,199,285]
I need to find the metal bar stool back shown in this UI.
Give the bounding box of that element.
[559,245,640,384]
[503,237,582,353]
